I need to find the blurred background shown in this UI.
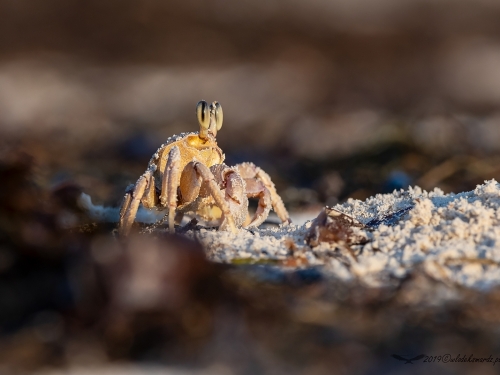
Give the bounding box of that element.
[3,0,500,374]
[3,0,500,207]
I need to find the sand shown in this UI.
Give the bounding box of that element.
[82,179,500,291]
[185,179,500,291]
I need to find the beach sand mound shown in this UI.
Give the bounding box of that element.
[183,179,500,292]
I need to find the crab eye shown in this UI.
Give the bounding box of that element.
[196,100,210,129]
[214,101,223,131]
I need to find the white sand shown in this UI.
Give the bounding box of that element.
[82,179,500,291]
[185,180,500,291]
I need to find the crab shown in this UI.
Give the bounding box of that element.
[118,100,291,236]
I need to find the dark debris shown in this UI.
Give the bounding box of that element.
[306,207,369,248]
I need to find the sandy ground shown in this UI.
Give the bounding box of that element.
[83,179,500,292]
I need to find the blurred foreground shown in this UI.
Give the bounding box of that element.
[2,156,500,375]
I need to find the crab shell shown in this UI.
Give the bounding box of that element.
[146,131,248,227]
[149,132,224,179]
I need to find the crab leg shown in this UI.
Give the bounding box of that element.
[119,184,134,225]
[179,161,202,203]
[159,146,182,233]
[209,164,248,228]
[118,169,153,236]
[235,162,291,224]
[242,179,272,227]
[191,162,238,233]
[141,172,157,208]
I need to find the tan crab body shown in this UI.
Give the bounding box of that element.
[150,132,224,178]
[118,100,290,236]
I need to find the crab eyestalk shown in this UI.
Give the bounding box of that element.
[197,100,210,139]
[213,101,223,132]
[197,100,224,140]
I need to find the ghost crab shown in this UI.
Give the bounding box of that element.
[118,100,290,236]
